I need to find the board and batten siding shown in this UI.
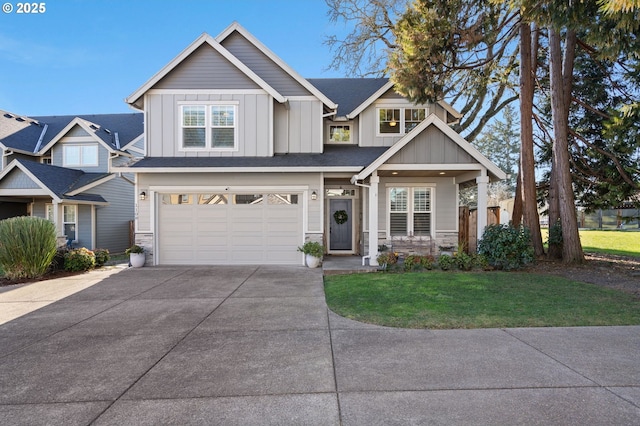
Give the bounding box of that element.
[376,176,458,234]
[136,172,322,234]
[273,99,323,153]
[94,176,135,253]
[154,44,261,90]
[146,92,272,157]
[220,31,312,97]
[386,126,476,164]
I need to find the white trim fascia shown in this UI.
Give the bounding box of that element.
[149,184,308,193]
[0,188,50,196]
[112,166,363,173]
[62,199,109,206]
[346,80,461,122]
[0,160,62,202]
[145,89,268,95]
[38,118,115,155]
[66,174,116,196]
[378,164,483,171]
[2,147,36,157]
[353,114,506,181]
[215,22,338,110]
[126,33,286,105]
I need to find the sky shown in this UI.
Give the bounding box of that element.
[0,0,347,116]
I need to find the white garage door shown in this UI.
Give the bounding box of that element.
[158,192,303,265]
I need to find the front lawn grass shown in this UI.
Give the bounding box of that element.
[324,272,640,329]
[579,230,640,258]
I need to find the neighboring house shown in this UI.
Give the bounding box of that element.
[0,111,144,253]
[118,22,506,266]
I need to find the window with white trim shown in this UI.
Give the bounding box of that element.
[63,145,98,167]
[389,187,432,237]
[180,104,237,150]
[329,125,351,143]
[45,204,54,222]
[378,107,427,135]
[63,205,77,241]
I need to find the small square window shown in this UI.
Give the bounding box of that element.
[329,125,351,143]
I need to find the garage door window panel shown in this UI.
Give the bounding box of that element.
[198,194,227,205]
[234,194,263,205]
[267,194,298,205]
[162,194,193,205]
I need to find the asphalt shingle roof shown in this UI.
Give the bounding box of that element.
[308,78,389,117]
[128,145,388,169]
[0,110,143,153]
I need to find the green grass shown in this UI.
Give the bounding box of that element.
[324,272,640,329]
[540,229,639,258]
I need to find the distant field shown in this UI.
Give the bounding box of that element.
[541,229,639,258]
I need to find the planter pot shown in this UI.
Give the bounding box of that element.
[130,252,145,268]
[305,254,321,268]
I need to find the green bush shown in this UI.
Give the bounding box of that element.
[64,247,96,272]
[420,255,435,270]
[437,254,455,271]
[478,224,535,270]
[473,253,491,270]
[403,254,421,271]
[0,216,58,280]
[94,249,110,267]
[455,251,474,271]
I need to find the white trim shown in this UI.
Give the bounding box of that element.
[37,117,116,156]
[112,166,363,173]
[215,22,338,110]
[378,164,484,171]
[62,144,99,167]
[376,106,427,137]
[0,160,61,202]
[352,114,506,182]
[146,89,268,96]
[386,185,436,239]
[121,133,144,153]
[150,185,308,193]
[66,174,116,196]
[178,103,239,152]
[62,204,77,242]
[126,33,286,106]
[326,123,353,144]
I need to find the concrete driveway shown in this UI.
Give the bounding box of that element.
[0,265,638,425]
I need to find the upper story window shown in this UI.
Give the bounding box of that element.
[329,125,351,143]
[378,107,426,136]
[180,104,237,151]
[63,145,98,167]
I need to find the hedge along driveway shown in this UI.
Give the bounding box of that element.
[324,271,640,329]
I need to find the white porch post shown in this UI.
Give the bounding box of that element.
[368,171,380,266]
[476,173,489,241]
[52,201,61,236]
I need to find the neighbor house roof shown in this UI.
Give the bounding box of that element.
[308,78,389,118]
[0,110,143,155]
[0,159,108,203]
[119,145,388,172]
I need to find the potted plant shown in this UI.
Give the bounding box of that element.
[297,241,323,268]
[125,244,145,268]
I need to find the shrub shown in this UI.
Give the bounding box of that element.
[437,254,455,271]
[473,253,491,270]
[125,244,144,255]
[455,251,474,271]
[403,254,421,271]
[297,241,323,258]
[377,251,399,271]
[419,255,435,270]
[94,249,110,267]
[0,216,58,280]
[64,247,96,272]
[478,224,535,270]
[50,247,69,272]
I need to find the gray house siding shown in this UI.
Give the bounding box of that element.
[66,125,90,137]
[273,99,323,153]
[146,92,272,157]
[95,176,134,253]
[0,168,40,189]
[155,44,261,90]
[387,126,476,164]
[220,31,312,97]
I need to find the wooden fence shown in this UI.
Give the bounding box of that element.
[458,206,500,253]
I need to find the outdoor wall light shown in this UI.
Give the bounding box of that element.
[311,191,317,200]
[139,191,146,201]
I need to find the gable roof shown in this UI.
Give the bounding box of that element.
[0,110,143,155]
[125,32,286,109]
[216,22,337,110]
[352,114,506,182]
[0,159,108,203]
[308,78,389,118]
[332,79,461,123]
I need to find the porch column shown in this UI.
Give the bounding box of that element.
[52,201,61,236]
[476,173,489,242]
[368,171,380,266]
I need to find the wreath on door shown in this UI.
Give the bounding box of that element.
[333,209,349,225]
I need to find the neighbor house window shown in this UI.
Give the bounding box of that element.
[63,145,98,166]
[329,125,351,143]
[63,205,77,241]
[378,107,427,135]
[181,104,237,150]
[46,204,54,222]
[389,187,432,237]
[41,157,52,165]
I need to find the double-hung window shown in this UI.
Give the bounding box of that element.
[389,187,432,237]
[63,145,98,167]
[63,205,77,241]
[378,107,426,136]
[181,104,237,150]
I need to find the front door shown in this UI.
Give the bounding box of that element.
[329,198,352,251]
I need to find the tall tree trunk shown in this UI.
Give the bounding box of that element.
[519,21,544,256]
[548,27,584,263]
[547,159,562,259]
[512,169,523,227]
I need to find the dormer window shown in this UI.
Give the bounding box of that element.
[378,107,426,136]
[180,103,238,151]
[328,125,351,143]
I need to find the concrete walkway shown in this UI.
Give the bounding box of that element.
[0,266,638,425]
